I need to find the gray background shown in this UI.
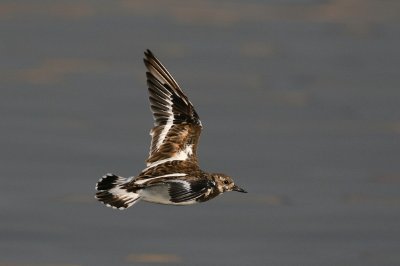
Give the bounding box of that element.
[1,0,400,265]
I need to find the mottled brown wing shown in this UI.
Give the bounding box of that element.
[143,50,202,170]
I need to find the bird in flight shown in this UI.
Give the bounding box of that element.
[95,50,246,209]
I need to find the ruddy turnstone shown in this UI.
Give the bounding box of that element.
[95,49,246,209]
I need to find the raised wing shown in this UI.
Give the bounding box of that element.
[143,50,202,170]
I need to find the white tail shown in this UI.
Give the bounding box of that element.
[95,174,140,210]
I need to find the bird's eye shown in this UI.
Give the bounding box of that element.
[223,180,229,185]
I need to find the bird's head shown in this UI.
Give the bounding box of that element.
[211,173,247,194]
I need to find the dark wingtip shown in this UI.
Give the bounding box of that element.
[144,49,154,58]
[144,49,157,69]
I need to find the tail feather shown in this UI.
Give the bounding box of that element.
[95,173,140,210]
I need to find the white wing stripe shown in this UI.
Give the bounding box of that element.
[152,93,174,150]
[145,144,193,170]
[134,173,187,185]
[169,179,191,190]
[155,109,173,150]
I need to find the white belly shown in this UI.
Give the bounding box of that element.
[138,186,198,205]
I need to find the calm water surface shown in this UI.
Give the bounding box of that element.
[1,1,400,265]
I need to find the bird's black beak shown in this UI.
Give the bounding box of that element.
[232,185,247,193]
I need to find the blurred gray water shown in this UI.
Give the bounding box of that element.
[1,1,400,265]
